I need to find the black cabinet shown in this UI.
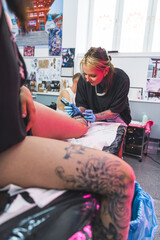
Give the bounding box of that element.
[123,126,149,161]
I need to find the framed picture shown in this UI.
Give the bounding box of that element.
[61,48,75,67]
[61,67,74,77]
[128,87,143,100]
[49,28,62,56]
[24,46,35,56]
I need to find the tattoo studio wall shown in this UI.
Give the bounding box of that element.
[24,57,61,92]
[4,0,71,93]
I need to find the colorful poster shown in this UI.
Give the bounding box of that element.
[49,28,62,56]
[3,0,63,45]
[24,46,35,56]
[147,58,160,92]
[146,79,160,92]
[62,48,75,67]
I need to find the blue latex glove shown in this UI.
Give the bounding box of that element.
[64,103,81,117]
[82,109,96,123]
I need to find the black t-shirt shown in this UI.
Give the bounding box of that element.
[0,6,27,153]
[76,68,131,125]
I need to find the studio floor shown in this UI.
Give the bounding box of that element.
[123,150,160,240]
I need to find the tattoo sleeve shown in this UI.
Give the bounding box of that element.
[95,110,118,122]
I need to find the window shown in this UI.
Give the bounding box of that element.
[90,0,160,52]
[152,0,160,52]
[120,0,149,52]
[91,0,116,50]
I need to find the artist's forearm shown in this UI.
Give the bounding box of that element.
[95,110,118,121]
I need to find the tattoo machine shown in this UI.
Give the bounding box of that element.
[61,97,74,117]
[61,97,82,117]
[60,97,70,106]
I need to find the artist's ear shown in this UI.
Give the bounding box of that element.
[104,67,109,76]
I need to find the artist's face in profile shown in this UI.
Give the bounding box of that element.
[83,64,108,86]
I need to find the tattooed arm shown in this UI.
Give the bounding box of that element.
[78,107,118,123]
[95,110,118,122]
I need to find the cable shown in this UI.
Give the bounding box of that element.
[146,154,160,166]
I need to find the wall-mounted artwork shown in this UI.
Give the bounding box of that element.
[3,0,63,53]
[147,58,160,92]
[147,58,160,79]
[62,48,75,67]
[146,57,160,100]
[128,87,143,100]
[24,57,61,92]
[61,48,75,77]
[146,79,160,92]
[49,27,62,56]
[24,46,35,56]
[3,0,64,93]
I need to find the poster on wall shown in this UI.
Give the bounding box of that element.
[147,58,160,92]
[49,28,62,56]
[146,58,160,100]
[24,57,61,92]
[62,48,75,67]
[3,0,63,93]
[24,46,35,56]
[146,78,160,92]
[3,0,63,50]
[61,48,75,77]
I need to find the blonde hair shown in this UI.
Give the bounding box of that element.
[80,47,114,90]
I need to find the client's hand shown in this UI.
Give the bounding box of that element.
[82,109,96,123]
[19,86,36,132]
[64,103,81,117]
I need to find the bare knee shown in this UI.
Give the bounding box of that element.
[97,155,135,199]
[122,163,135,199]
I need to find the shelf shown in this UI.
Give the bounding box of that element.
[31,91,60,96]
[129,99,160,103]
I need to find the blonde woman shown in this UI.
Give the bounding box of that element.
[66,47,131,127]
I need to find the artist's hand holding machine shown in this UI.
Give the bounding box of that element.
[61,97,96,123]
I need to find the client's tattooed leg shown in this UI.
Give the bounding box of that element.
[55,144,135,240]
[92,217,122,240]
